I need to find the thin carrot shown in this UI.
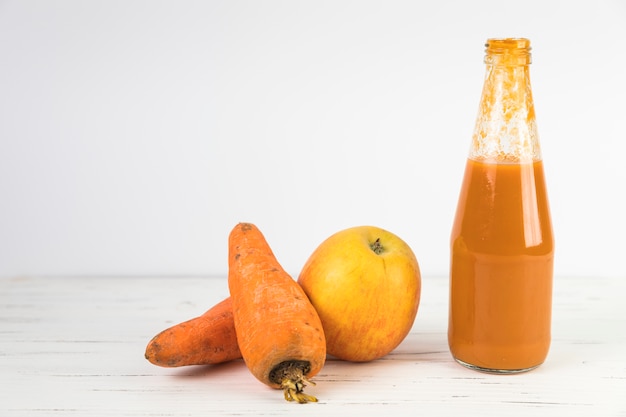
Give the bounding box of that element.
[228,222,326,403]
[144,297,242,367]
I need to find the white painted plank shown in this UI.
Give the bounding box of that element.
[1,275,625,416]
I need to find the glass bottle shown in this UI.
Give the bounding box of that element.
[448,38,554,373]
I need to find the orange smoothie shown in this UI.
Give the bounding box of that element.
[449,158,554,372]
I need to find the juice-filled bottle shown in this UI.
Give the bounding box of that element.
[448,38,554,373]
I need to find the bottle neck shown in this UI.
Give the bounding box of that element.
[470,38,541,164]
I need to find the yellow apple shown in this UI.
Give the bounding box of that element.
[297,225,421,362]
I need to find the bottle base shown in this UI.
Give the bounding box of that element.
[454,357,540,374]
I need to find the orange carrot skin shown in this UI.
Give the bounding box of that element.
[145,297,242,367]
[228,223,326,390]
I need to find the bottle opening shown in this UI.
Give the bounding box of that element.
[485,38,531,66]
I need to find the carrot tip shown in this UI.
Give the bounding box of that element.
[282,376,318,403]
[272,362,318,403]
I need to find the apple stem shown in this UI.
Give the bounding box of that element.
[370,238,384,255]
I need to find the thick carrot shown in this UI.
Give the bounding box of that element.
[228,222,326,403]
[144,297,242,367]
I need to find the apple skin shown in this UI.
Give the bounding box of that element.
[297,225,421,362]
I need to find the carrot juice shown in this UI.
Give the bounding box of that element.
[448,158,554,372]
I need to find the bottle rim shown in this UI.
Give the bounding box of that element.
[485,38,531,51]
[484,38,531,65]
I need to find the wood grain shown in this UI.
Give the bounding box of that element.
[1,275,624,416]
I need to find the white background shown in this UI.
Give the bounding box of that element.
[1,0,625,278]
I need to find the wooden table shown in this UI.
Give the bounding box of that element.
[1,274,624,416]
